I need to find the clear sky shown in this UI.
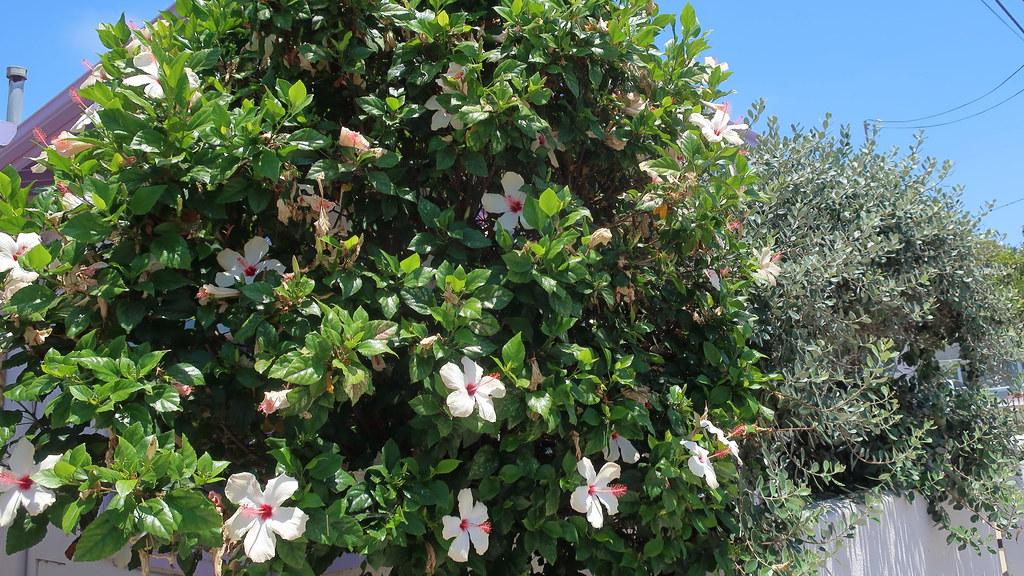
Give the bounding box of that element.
[676,0,1024,246]
[1,1,1021,245]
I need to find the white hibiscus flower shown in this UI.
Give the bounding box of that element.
[224,473,309,563]
[441,489,491,562]
[682,440,719,489]
[440,357,506,423]
[481,172,532,232]
[571,457,626,528]
[425,96,464,131]
[603,432,640,464]
[215,237,286,287]
[0,438,61,527]
[752,247,782,286]
[689,108,748,146]
[123,51,200,100]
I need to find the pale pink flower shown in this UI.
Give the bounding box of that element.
[752,247,782,286]
[50,131,94,157]
[425,96,464,131]
[0,233,41,273]
[225,473,308,563]
[258,390,290,415]
[0,438,60,527]
[603,432,640,464]
[338,127,370,151]
[531,131,564,167]
[570,457,626,528]
[682,440,718,489]
[123,51,200,100]
[689,109,748,146]
[439,357,506,422]
[436,63,467,94]
[215,237,286,287]
[441,489,491,562]
[481,172,532,232]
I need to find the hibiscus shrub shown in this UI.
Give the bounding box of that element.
[0,1,765,574]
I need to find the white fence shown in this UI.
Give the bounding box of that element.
[817,493,1024,576]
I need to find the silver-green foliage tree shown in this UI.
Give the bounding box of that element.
[745,115,1024,560]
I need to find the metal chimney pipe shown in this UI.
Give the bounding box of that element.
[6,66,28,124]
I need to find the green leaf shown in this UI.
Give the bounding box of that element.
[255,150,281,180]
[21,244,52,271]
[6,510,48,554]
[152,232,192,269]
[61,213,112,244]
[128,185,168,215]
[165,490,222,547]
[137,498,177,540]
[502,332,525,370]
[166,363,205,386]
[399,253,421,274]
[288,80,308,109]
[539,188,561,216]
[74,508,131,561]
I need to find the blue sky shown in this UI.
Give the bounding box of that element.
[679,0,1024,246]
[1,1,1021,245]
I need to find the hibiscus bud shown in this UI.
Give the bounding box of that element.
[51,131,94,157]
[771,252,783,263]
[338,126,370,151]
[588,228,613,249]
[419,334,440,350]
[371,355,386,372]
[258,390,290,415]
[174,383,193,397]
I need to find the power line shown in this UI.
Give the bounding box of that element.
[876,63,1024,123]
[979,0,1024,40]
[994,0,1024,35]
[879,83,1024,129]
[991,196,1024,212]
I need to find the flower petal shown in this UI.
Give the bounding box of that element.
[267,506,307,541]
[603,438,619,462]
[225,508,256,542]
[468,500,488,526]
[475,394,497,423]
[585,496,604,528]
[496,211,519,233]
[22,486,55,516]
[448,530,471,563]
[577,457,597,484]
[457,488,474,520]
[594,462,620,487]
[0,490,21,528]
[7,438,36,477]
[570,485,591,515]
[225,472,261,505]
[217,249,243,275]
[447,389,475,418]
[262,474,298,507]
[441,515,462,540]
[469,525,489,556]
[618,437,640,464]
[501,172,524,195]
[461,357,482,386]
[0,233,17,258]
[439,362,465,391]
[243,237,271,264]
[595,491,619,517]
[475,376,505,399]
[243,520,277,563]
[481,193,508,215]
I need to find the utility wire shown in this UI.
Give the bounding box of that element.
[994,0,1024,35]
[874,1,1024,125]
[875,63,1024,123]
[880,83,1024,129]
[980,0,1024,39]
[991,196,1024,212]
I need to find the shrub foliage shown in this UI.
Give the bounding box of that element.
[0,1,767,574]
